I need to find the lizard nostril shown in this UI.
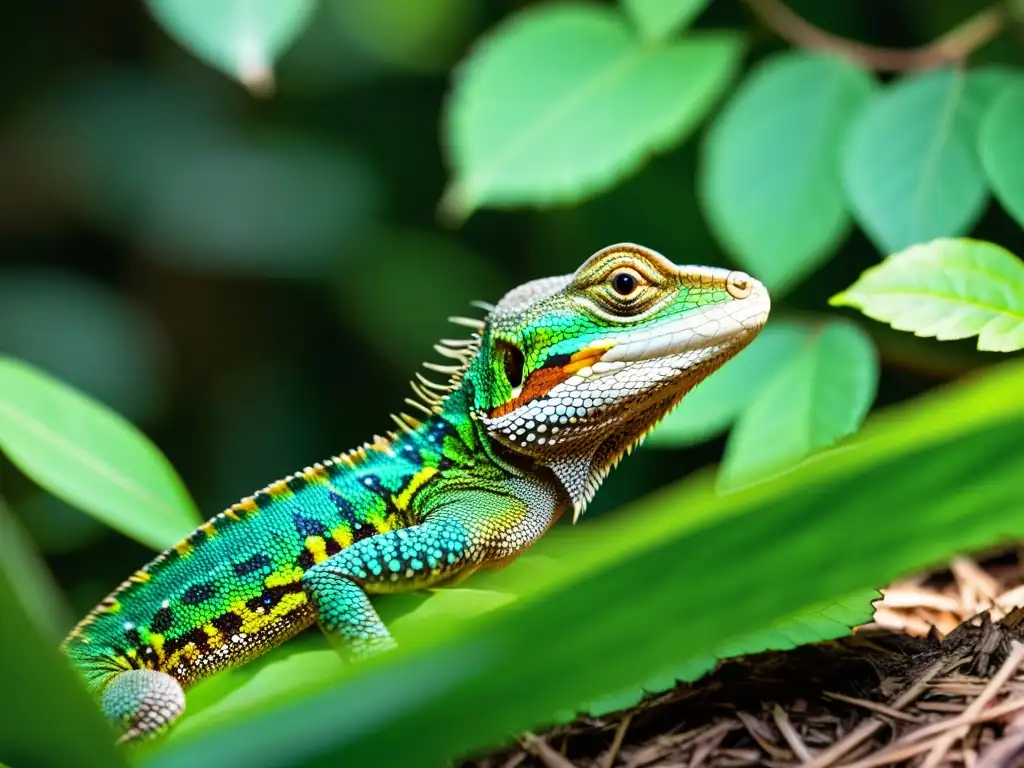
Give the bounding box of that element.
[726,271,753,299]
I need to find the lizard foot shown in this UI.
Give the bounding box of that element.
[101,669,185,743]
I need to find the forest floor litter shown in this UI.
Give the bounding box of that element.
[465,549,1024,768]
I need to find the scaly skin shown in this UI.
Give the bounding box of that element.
[61,243,770,742]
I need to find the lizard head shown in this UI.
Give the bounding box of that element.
[472,242,770,518]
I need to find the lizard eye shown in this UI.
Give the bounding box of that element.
[497,340,524,388]
[609,268,642,298]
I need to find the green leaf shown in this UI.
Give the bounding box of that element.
[144,0,316,92]
[587,589,877,716]
[144,357,1024,768]
[0,554,128,768]
[841,69,991,254]
[713,589,877,659]
[831,238,1024,352]
[0,498,72,643]
[326,0,480,73]
[979,80,1024,230]
[718,320,878,491]
[646,319,806,447]
[441,4,741,221]
[701,53,876,291]
[620,0,710,41]
[0,358,200,550]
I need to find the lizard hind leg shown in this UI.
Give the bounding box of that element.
[100,669,186,743]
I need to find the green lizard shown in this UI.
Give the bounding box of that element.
[61,243,770,743]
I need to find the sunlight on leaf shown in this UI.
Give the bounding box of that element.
[718,320,878,492]
[620,0,710,41]
[441,4,741,221]
[145,0,316,92]
[979,80,1024,231]
[831,238,1024,352]
[587,589,877,716]
[0,358,200,550]
[841,69,991,254]
[701,52,876,291]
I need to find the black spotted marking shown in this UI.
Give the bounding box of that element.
[286,475,307,494]
[150,606,174,634]
[164,627,210,657]
[212,611,244,635]
[253,492,275,510]
[181,582,216,605]
[233,553,272,577]
[324,537,342,557]
[124,627,142,647]
[542,352,572,369]
[188,528,208,548]
[113,644,141,669]
[246,582,303,613]
[352,522,376,544]
[437,456,455,471]
[292,513,325,538]
[296,548,316,570]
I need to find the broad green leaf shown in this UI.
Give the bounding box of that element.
[979,80,1024,230]
[0,358,200,550]
[620,0,710,41]
[588,589,877,716]
[441,4,741,220]
[701,53,876,291]
[718,320,878,491]
[145,356,1024,768]
[831,238,1024,352]
[712,589,877,659]
[841,69,990,254]
[646,319,806,447]
[0,557,127,768]
[145,0,316,91]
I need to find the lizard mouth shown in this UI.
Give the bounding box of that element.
[598,275,770,365]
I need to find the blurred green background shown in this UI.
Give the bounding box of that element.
[1,0,1020,628]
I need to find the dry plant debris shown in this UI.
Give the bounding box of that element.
[464,549,1024,768]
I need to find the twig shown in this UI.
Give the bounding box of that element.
[772,703,814,762]
[600,713,632,768]
[520,734,579,768]
[744,0,1006,72]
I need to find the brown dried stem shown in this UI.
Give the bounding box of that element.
[745,0,1006,72]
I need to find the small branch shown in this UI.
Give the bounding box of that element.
[745,0,1006,72]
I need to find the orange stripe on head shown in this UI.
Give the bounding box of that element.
[489,343,614,418]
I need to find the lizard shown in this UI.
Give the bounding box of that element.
[61,242,770,743]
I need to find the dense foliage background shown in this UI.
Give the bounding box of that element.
[3,1,1024,766]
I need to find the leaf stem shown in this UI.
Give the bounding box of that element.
[744,0,1006,72]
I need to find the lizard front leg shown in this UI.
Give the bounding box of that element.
[301,485,559,658]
